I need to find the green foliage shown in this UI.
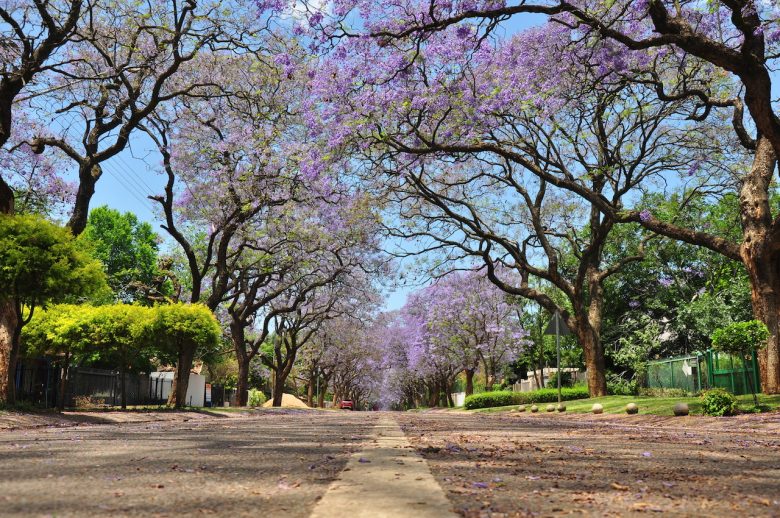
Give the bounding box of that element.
[464,391,516,409]
[79,206,170,304]
[149,303,221,365]
[247,389,267,407]
[700,388,737,416]
[545,370,573,388]
[606,373,638,395]
[711,321,770,356]
[464,386,590,410]
[0,214,108,310]
[638,387,689,398]
[24,303,219,373]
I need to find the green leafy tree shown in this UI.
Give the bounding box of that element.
[712,321,770,406]
[23,305,98,409]
[79,206,171,304]
[0,214,107,404]
[148,303,221,407]
[87,305,154,409]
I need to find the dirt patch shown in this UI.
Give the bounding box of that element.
[398,412,780,517]
[262,393,310,408]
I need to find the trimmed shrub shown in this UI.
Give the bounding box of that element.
[248,389,267,407]
[464,386,590,410]
[700,388,737,416]
[464,391,517,409]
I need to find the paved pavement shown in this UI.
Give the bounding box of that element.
[310,415,456,518]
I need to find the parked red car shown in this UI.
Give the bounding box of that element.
[339,399,354,410]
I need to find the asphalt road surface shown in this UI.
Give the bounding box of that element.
[2,409,780,517]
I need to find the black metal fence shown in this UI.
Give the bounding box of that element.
[15,360,157,408]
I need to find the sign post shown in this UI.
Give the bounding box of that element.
[544,311,572,404]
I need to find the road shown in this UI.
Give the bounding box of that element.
[1,409,779,517]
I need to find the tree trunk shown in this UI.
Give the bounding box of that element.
[307,376,314,407]
[464,368,475,396]
[120,364,127,410]
[272,367,285,407]
[236,356,250,406]
[318,375,330,408]
[58,352,71,410]
[578,325,607,397]
[0,177,15,405]
[67,164,99,236]
[168,346,195,408]
[739,137,780,394]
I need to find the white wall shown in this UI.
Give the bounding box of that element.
[150,372,206,407]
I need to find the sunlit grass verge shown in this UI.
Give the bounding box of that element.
[469,393,780,416]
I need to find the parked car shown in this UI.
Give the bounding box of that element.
[339,399,354,410]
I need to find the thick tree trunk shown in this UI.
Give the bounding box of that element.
[168,346,195,408]
[236,357,250,406]
[307,376,314,407]
[578,325,607,397]
[272,368,285,407]
[740,137,780,394]
[464,368,475,396]
[67,164,99,236]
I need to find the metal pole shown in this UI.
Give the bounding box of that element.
[556,316,561,404]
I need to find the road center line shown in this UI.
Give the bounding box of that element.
[309,414,457,518]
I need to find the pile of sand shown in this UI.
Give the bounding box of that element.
[261,393,310,408]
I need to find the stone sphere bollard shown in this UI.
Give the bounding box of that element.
[530,404,539,413]
[556,404,566,412]
[517,405,526,412]
[625,403,639,415]
[591,403,604,414]
[673,402,689,416]
[546,404,556,412]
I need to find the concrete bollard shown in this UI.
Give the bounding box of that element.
[591,403,604,414]
[556,404,566,412]
[517,405,526,412]
[626,403,639,415]
[546,404,556,412]
[673,402,689,416]
[530,405,539,413]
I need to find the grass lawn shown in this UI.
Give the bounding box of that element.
[469,393,780,416]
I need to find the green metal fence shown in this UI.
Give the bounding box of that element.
[646,354,705,394]
[706,350,760,395]
[646,350,760,396]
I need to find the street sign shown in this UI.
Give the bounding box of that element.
[544,311,572,336]
[544,311,571,405]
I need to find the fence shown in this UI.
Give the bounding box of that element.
[646,350,760,396]
[15,361,155,407]
[646,354,705,394]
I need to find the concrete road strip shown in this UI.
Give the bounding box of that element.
[310,415,457,518]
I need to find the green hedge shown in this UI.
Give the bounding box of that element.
[463,386,590,410]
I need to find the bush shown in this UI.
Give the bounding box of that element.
[463,386,590,410]
[607,373,637,396]
[546,371,573,388]
[700,388,737,416]
[464,391,517,409]
[247,389,267,407]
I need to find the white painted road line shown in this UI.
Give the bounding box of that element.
[309,415,457,518]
